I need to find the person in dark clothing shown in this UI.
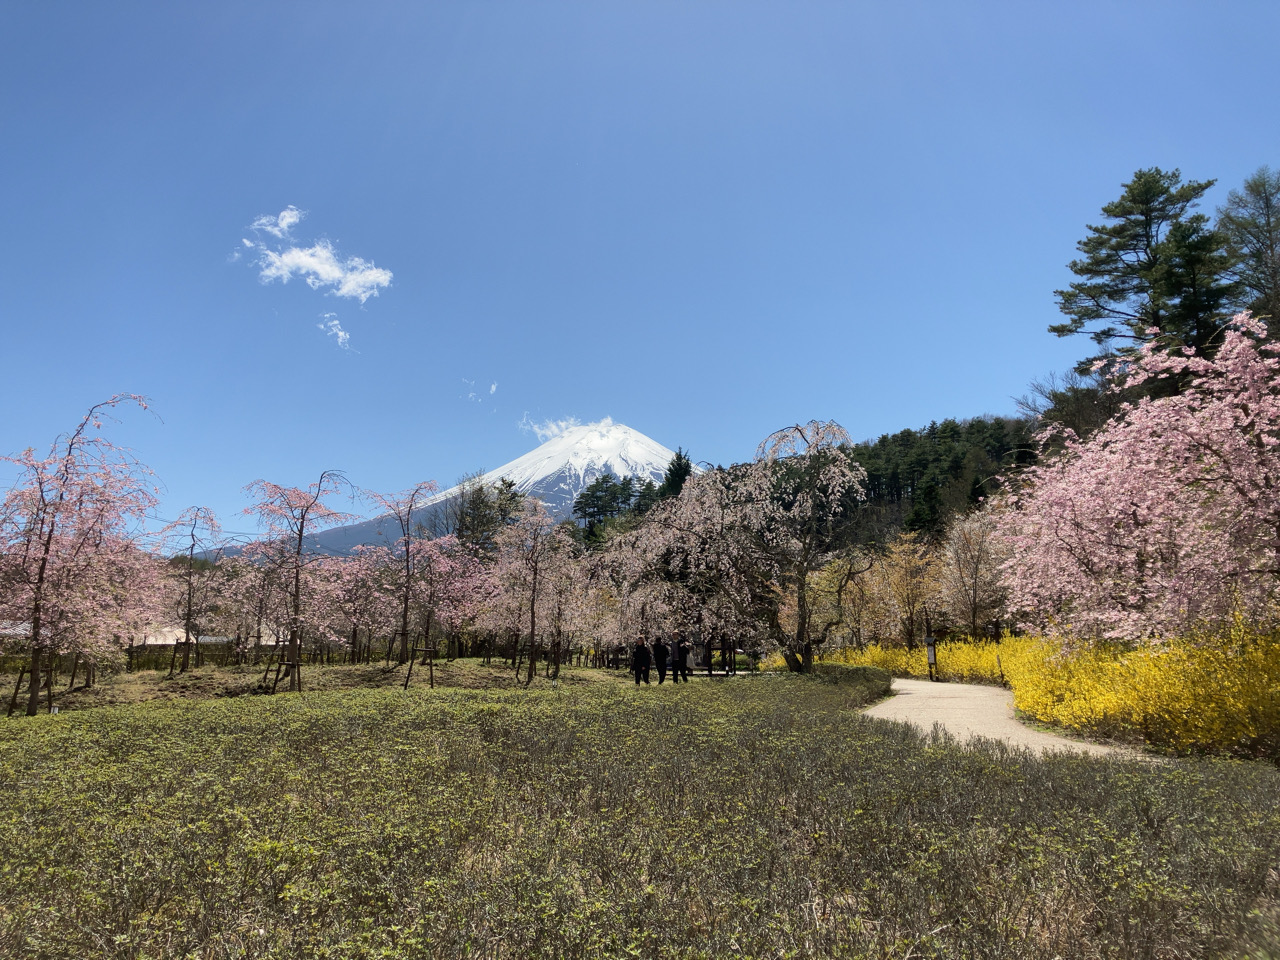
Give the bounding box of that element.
[652,638,670,684]
[673,634,692,683]
[632,639,651,685]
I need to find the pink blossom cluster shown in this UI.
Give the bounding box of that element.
[999,313,1280,641]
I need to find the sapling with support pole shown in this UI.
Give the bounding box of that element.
[403,631,436,690]
[260,639,302,694]
[271,646,301,694]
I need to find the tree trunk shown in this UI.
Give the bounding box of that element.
[287,523,305,691]
[24,647,43,717]
[286,629,301,692]
[397,610,411,664]
[7,667,27,717]
[794,572,812,673]
[419,610,435,665]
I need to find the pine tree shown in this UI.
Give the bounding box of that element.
[1218,165,1280,325]
[1053,167,1239,367]
[657,448,693,500]
[632,479,660,515]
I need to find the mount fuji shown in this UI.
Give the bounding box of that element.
[311,419,682,554]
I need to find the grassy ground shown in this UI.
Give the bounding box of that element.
[1,676,1277,959]
[10,658,625,713]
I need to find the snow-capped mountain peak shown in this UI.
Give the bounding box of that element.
[310,419,682,554]
[428,417,678,513]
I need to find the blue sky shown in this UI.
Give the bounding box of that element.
[3,2,1278,530]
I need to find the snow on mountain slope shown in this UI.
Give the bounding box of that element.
[311,419,680,554]
[432,418,677,513]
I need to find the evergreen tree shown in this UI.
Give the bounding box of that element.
[632,479,660,515]
[572,473,646,546]
[449,474,525,555]
[572,475,623,529]
[657,447,693,500]
[1218,165,1280,325]
[571,449,694,548]
[846,417,1034,539]
[1053,167,1239,367]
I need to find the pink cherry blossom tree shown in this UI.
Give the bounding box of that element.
[534,531,589,677]
[163,506,226,675]
[243,471,354,690]
[409,535,484,661]
[999,313,1280,641]
[938,509,1008,640]
[635,421,866,672]
[493,500,567,686]
[215,554,285,662]
[365,481,438,663]
[0,396,159,714]
[326,546,394,663]
[472,555,523,666]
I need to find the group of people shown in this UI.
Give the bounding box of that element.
[630,634,693,685]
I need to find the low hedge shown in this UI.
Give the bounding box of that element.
[808,662,892,698]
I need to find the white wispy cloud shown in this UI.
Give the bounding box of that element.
[240,206,393,304]
[258,241,391,303]
[489,383,497,395]
[251,205,303,238]
[318,313,351,349]
[519,413,581,442]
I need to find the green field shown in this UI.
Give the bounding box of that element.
[1,676,1278,959]
[28,659,619,713]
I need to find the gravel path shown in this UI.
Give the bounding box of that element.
[862,678,1125,756]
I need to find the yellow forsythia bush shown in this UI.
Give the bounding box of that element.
[808,634,1280,757]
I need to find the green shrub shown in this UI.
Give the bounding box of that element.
[0,682,1276,959]
[808,662,892,698]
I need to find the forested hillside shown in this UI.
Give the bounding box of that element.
[846,416,1036,538]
